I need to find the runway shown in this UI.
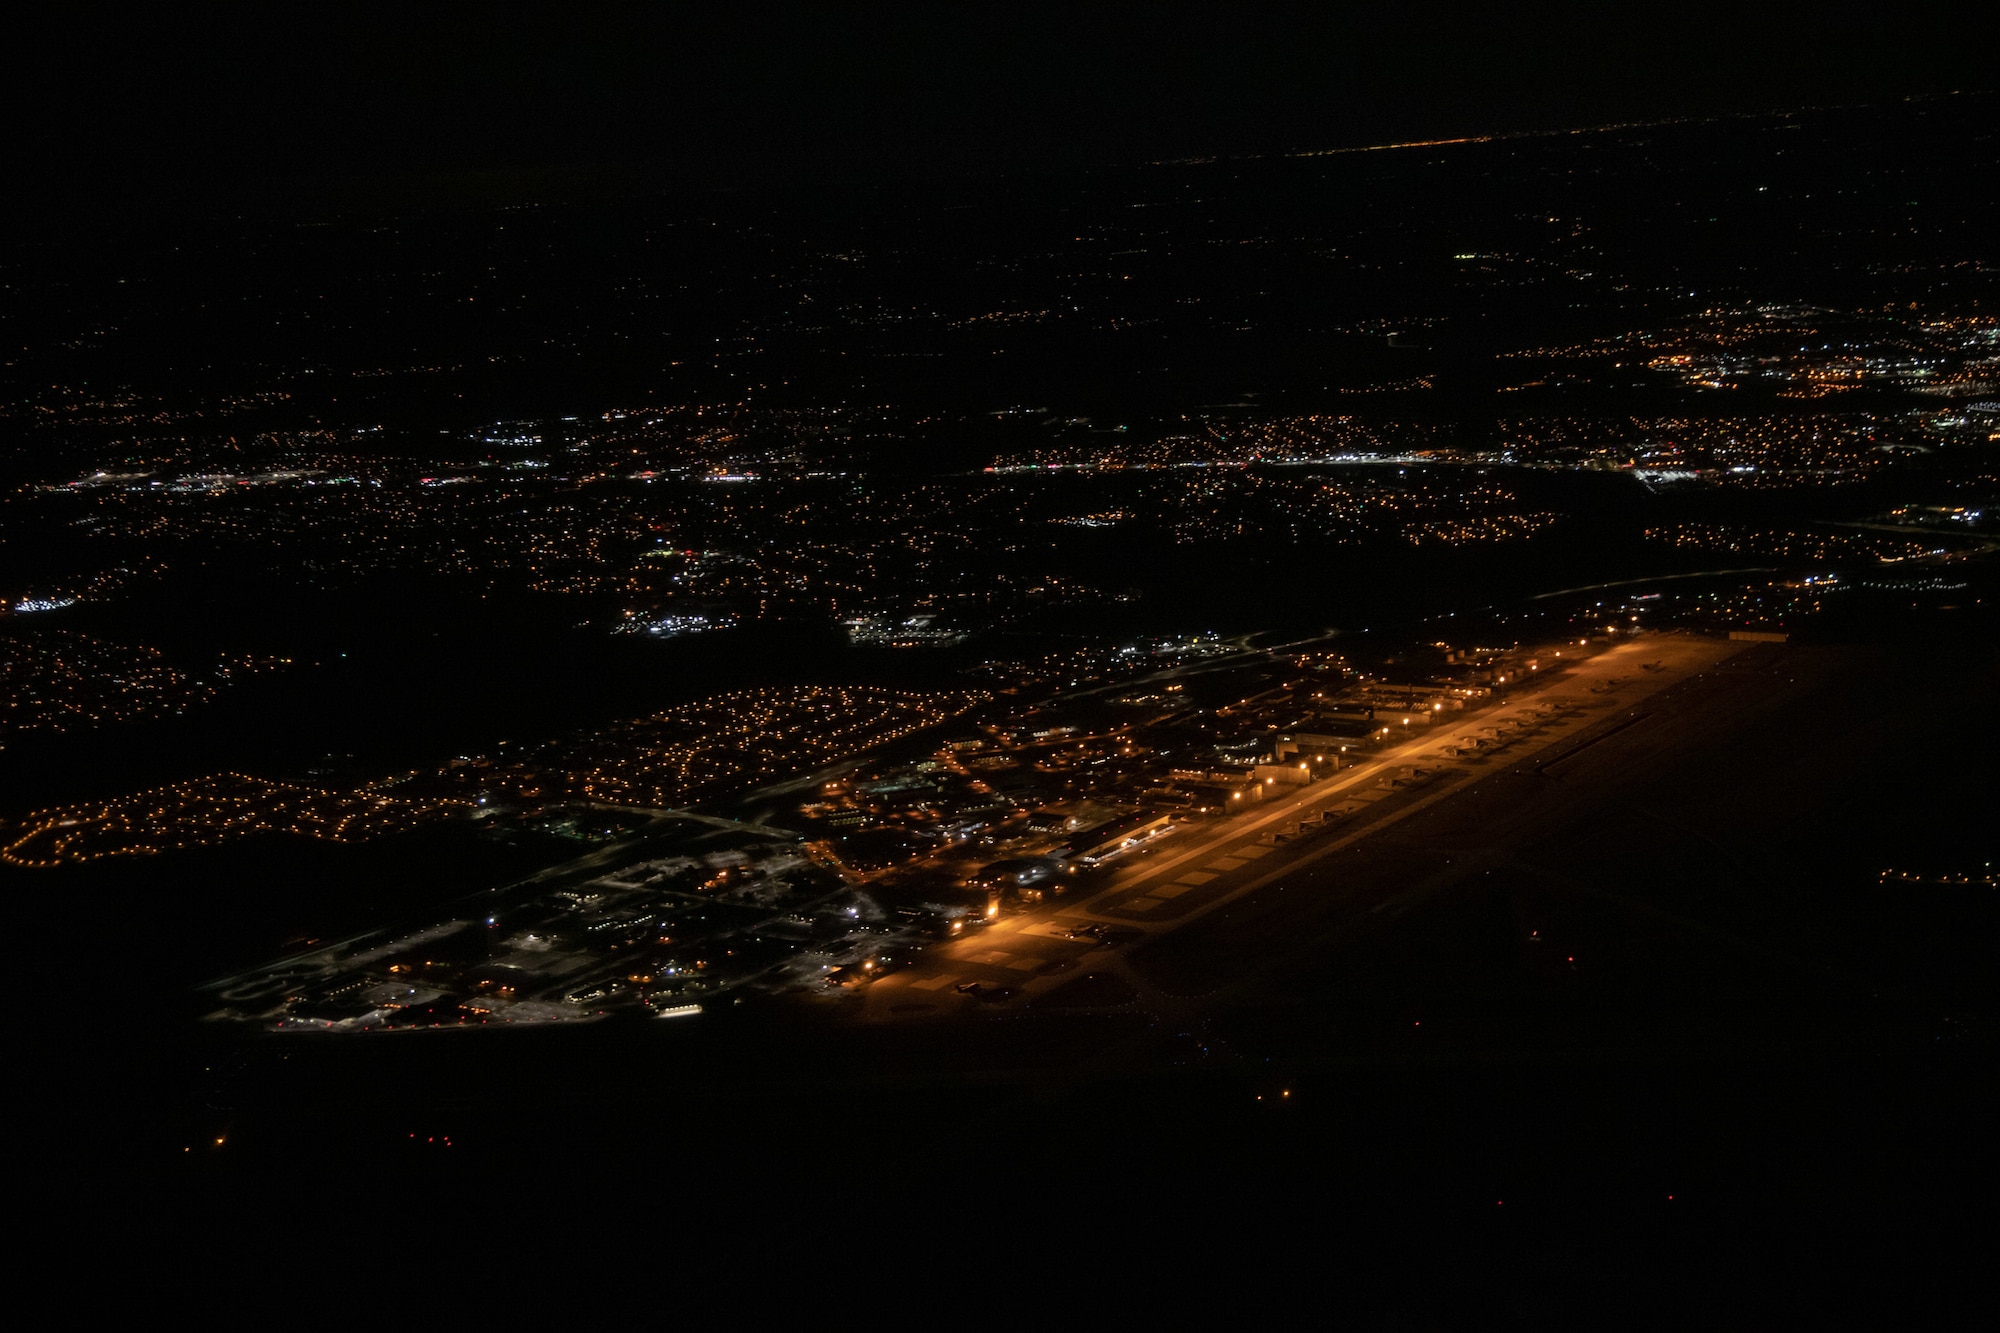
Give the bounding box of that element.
[856,630,1751,1020]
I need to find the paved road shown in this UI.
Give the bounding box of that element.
[855,631,1749,1021]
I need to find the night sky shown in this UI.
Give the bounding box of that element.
[9,1,1994,216]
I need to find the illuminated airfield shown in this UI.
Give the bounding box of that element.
[850,631,1745,1020]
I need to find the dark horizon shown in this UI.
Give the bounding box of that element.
[9,2,1996,223]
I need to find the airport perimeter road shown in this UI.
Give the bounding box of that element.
[857,632,1750,1019]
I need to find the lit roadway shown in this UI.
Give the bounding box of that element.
[856,630,1750,1021]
